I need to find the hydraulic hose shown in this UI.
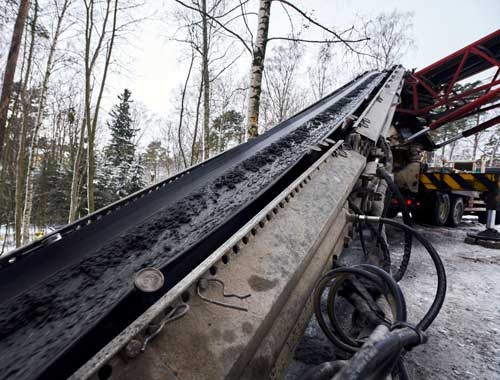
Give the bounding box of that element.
[348,199,391,272]
[313,215,445,378]
[378,137,393,173]
[377,166,413,282]
[358,216,446,331]
[301,360,347,380]
[332,326,424,380]
[313,264,407,353]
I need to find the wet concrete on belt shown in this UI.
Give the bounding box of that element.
[0,77,381,380]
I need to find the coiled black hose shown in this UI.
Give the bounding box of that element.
[348,199,392,272]
[377,167,413,282]
[314,264,407,353]
[373,217,446,330]
[312,216,446,378]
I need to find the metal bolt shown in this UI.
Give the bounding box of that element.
[123,339,142,359]
[134,267,164,293]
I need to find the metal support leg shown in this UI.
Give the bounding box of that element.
[486,210,497,229]
[465,209,500,247]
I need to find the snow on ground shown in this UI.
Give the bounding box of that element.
[0,225,56,255]
[286,220,500,379]
[401,222,500,379]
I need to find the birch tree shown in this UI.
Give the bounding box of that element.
[83,0,118,214]
[246,0,369,137]
[22,0,71,243]
[246,0,271,138]
[174,0,368,139]
[14,0,38,247]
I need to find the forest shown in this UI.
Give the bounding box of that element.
[0,0,497,253]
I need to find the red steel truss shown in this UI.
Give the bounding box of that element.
[397,29,500,135]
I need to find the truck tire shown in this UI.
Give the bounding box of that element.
[431,193,450,226]
[447,197,464,227]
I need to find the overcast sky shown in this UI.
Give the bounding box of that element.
[110,0,499,116]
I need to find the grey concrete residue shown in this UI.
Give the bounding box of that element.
[0,76,381,380]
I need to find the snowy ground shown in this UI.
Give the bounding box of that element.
[286,219,500,379]
[0,225,56,255]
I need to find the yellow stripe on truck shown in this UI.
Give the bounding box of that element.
[460,173,488,192]
[442,174,462,190]
[420,174,437,190]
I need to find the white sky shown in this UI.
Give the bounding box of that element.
[113,0,499,116]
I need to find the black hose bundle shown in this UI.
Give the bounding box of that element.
[313,264,407,354]
[375,217,446,330]
[376,137,413,282]
[377,167,413,282]
[332,326,425,380]
[308,216,446,380]
[348,199,392,272]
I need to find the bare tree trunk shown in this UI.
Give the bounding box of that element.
[84,0,118,214]
[246,0,271,138]
[0,0,31,159]
[14,0,37,247]
[490,138,500,166]
[449,141,456,161]
[1,222,9,255]
[190,78,203,166]
[22,0,69,243]
[0,83,22,229]
[177,53,195,168]
[200,0,211,160]
[69,120,85,222]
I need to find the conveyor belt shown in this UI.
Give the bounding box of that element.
[0,70,386,380]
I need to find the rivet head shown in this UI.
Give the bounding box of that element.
[134,268,164,293]
[123,339,142,359]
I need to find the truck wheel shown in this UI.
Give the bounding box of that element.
[432,193,450,226]
[446,197,464,227]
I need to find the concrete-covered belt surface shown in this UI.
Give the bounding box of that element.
[99,148,366,380]
[0,71,386,380]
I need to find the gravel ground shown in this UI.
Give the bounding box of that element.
[287,219,500,379]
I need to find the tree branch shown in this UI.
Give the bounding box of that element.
[174,0,252,54]
[267,36,368,44]
[273,0,370,54]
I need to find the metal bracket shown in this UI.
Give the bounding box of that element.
[139,303,190,354]
[197,278,251,311]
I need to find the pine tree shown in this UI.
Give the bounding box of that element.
[96,89,145,207]
[209,110,244,154]
[127,156,145,194]
[106,88,137,166]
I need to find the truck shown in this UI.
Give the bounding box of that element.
[389,156,500,226]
